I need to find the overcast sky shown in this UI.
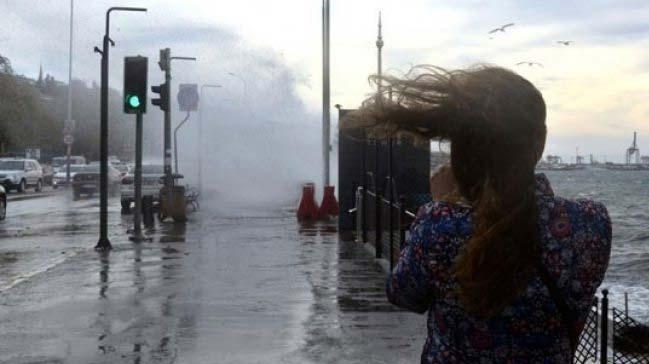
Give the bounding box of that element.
[2,0,649,162]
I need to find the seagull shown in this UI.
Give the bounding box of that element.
[516,61,544,68]
[488,23,515,34]
[557,40,573,46]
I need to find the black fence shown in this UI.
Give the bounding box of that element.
[337,112,431,239]
[612,305,649,363]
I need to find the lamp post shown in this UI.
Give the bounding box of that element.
[322,0,331,188]
[227,72,247,99]
[94,6,146,251]
[198,84,221,196]
[65,0,74,185]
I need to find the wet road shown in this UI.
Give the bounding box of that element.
[0,194,425,363]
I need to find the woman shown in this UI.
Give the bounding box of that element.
[351,65,611,363]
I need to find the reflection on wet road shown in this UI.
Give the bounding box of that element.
[0,194,424,363]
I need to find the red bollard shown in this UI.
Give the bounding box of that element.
[297,183,319,222]
[318,185,339,220]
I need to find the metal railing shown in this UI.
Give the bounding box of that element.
[352,185,416,270]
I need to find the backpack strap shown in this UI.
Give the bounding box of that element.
[536,261,580,355]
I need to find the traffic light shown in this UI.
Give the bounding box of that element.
[151,82,169,111]
[123,56,148,114]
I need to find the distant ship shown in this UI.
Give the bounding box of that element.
[536,154,586,171]
[536,162,586,171]
[602,163,649,171]
[538,133,649,171]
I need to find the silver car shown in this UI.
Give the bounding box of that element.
[120,164,164,210]
[52,164,86,189]
[0,159,44,193]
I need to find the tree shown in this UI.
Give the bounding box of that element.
[0,54,13,74]
[0,54,135,161]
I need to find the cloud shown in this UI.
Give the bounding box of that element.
[1,0,648,159]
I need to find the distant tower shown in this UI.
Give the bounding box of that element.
[376,11,384,100]
[626,131,640,164]
[37,63,43,88]
[575,147,584,165]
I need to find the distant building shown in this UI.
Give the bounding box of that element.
[641,156,649,165]
[546,155,562,164]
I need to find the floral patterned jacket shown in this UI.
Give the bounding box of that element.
[387,174,612,363]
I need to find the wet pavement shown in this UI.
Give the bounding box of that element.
[0,194,425,363]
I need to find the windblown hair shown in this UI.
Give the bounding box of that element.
[347,65,547,317]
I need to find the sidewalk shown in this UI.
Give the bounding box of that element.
[0,214,425,364]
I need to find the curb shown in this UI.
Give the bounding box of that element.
[7,189,61,202]
[359,240,392,274]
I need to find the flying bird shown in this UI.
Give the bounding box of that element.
[516,61,544,68]
[488,23,515,34]
[557,40,573,46]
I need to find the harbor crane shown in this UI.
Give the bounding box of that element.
[626,131,640,165]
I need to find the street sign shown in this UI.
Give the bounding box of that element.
[63,134,74,145]
[177,84,199,112]
[63,119,75,135]
[25,148,40,160]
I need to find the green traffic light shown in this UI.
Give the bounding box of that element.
[128,95,141,108]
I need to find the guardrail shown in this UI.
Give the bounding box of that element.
[351,185,416,270]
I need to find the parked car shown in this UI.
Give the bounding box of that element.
[0,185,6,220]
[71,164,121,199]
[113,163,131,177]
[51,155,86,173]
[120,164,164,210]
[52,164,86,189]
[0,159,44,193]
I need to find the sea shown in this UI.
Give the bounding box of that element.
[543,169,649,321]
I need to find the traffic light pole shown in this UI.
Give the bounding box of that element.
[157,50,195,220]
[94,6,146,251]
[164,62,173,210]
[131,111,144,241]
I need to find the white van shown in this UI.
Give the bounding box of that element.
[51,156,86,172]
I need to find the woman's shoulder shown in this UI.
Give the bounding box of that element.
[544,195,611,230]
[412,200,473,237]
[540,195,612,256]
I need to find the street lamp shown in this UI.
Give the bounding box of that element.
[198,84,221,196]
[227,72,247,99]
[94,6,147,251]
[227,72,256,121]
[65,0,74,186]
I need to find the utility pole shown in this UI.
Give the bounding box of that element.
[65,0,74,185]
[375,11,384,259]
[93,6,146,251]
[322,0,331,188]
[376,12,383,98]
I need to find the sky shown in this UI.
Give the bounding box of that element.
[1,0,649,163]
